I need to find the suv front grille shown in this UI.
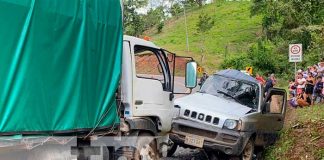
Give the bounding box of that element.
[191,111,197,118]
[213,117,220,125]
[183,109,219,125]
[184,110,190,116]
[178,124,217,139]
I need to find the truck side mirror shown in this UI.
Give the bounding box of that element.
[185,61,197,88]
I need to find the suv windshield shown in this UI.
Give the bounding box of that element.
[200,74,259,110]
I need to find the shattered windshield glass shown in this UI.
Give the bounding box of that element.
[200,74,259,110]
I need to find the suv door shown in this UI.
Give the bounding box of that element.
[257,88,287,145]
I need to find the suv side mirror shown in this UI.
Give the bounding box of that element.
[185,61,197,88]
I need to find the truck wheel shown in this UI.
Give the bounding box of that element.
[167,141,178,157]
[134,132,159,160]
[241,138,254,160]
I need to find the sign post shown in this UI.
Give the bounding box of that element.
[197,66,204,73]
[246,67,253,75]
[289,44,303,77]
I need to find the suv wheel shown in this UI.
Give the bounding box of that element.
[241,138,254,160]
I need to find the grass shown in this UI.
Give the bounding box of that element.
[146,1,262,72]
[264,105,324,160]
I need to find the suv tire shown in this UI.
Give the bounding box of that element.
[241,138,255,160]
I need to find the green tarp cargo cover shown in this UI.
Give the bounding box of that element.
[0,0,122,134]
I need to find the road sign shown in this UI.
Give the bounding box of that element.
[289,44,302,62]
[246,67,253,75]
[197,67,204,73]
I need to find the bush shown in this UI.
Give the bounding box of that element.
[157,22,164,33]
[220,53,249,70]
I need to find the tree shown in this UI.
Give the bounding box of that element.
[144,6,165,29]
[170,3,182,17]
[251,0,324,40]
[221,0,324,75]
[157,22,165,33]
[196,13,215,63]
[187,0,205,7]
[123,0,148,36]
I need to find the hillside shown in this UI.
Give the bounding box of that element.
[147,1,262,72]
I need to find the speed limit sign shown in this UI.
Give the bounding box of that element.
[289,44,302,62]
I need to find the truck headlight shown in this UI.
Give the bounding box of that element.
[224,119,238,130]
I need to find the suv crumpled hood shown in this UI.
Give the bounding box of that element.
[174,93,252,127]
[175,93,252,116]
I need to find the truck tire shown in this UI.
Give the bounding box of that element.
[134,132,159,160]
[167,142,178,157]
[240,138,255,160]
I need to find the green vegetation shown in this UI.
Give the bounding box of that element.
[147,1,263,72]
[222,0,324,77]
[265,105,324,160]
[145,0,324,77]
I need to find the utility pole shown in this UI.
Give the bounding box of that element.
[184,0,190,53]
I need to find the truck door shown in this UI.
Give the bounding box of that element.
[132,45,174,133]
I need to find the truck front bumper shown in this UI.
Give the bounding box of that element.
[170,118,252,156]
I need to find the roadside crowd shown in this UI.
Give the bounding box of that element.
[254,60,324,108]
[288,62,324,108]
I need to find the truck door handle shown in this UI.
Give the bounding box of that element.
[277,118,282,122]
[135,100,143,105]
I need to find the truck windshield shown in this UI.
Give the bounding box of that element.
[200,75,259,110]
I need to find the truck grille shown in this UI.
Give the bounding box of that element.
[183,109,219,125]
[178,124,217,139]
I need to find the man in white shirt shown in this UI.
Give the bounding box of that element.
[296,73,306,95]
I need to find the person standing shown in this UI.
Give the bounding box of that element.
[296,73,306,95]
[256,74,266,85]
[318,61,324,76]
[198,72,209,88]
[313,76,324,104]
[289,78,297,97]
[264,73,277,94]
[305,72,315,98]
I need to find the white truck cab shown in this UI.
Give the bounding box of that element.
[118,35,198,158]
[122,36,174,133]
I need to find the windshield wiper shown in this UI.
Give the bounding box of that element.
[199,90,206,93]
[217,90,244,105]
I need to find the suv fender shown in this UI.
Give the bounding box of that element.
[238,132,255,155]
